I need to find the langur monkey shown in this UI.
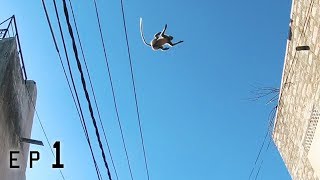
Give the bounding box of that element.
[140,18,183,51]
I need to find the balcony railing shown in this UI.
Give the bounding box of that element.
[0,15,27,80]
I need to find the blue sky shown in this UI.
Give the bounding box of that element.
[1,0,292,179]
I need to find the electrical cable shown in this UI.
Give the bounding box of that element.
[66,1,119,179]
[248,130,269,179]
[254,138,272,180]
[91,0,135,179]
[60,0,113,179]
[41,1,103,179]
[248,106,277,180]
[118,0,150,179]
[52,1,105,179]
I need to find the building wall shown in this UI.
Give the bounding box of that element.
[0,38,37,180]
[273,0,320,179]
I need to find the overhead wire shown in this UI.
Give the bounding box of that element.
[254,138,272,180]
[52,1,105,179]
[118,0,150,179]
[60,0,114,179]
[248,107,276,180]
[91,0,135,179]
[41,0,103,179]
[248,130,269,179]
[66,1,119,179]
[43,0,150,179]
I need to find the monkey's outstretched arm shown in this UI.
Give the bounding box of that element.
[140,18,151,46]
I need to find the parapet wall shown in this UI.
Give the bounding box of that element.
[0,38,37,180]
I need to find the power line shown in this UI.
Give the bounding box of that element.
[41,0,103,179]
[248,130,269,179]
[91,0,135,179]
[42,0,103,179]
[60,0,114,179]
[254,138,272,180]
[66,0,119,179]
[118,0,150,179]
[254,160,263,180]
[248,107,276,180]
[51,1,105,179]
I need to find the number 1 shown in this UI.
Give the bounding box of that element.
[52,141,64,168]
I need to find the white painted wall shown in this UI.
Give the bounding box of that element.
[0,38,36,180]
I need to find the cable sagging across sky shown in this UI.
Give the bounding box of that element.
[60,0,113,179]
[41,0,103,179]
[91,0,135,179]
[118,0,151,179]
[66,0,119,179]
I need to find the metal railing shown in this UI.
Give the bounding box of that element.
[0,15,28,80]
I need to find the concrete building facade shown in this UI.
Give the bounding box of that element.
[273,0,320,179]
[0,38,37,180]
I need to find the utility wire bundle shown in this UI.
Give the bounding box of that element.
[40,0,151,179]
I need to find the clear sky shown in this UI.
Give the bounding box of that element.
[1,0,292,179]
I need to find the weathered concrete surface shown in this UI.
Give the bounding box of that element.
[0,38,37,180]
[273,0,320,179]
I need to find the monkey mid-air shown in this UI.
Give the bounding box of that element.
[140,18,183,51]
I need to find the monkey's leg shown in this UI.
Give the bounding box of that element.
[160,24,168,37]
[160,46,169,51]
[154,32,161,38]
[167,40,183,47]
[172,40,184,46]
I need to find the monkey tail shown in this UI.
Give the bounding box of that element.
[140,17,151,46]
